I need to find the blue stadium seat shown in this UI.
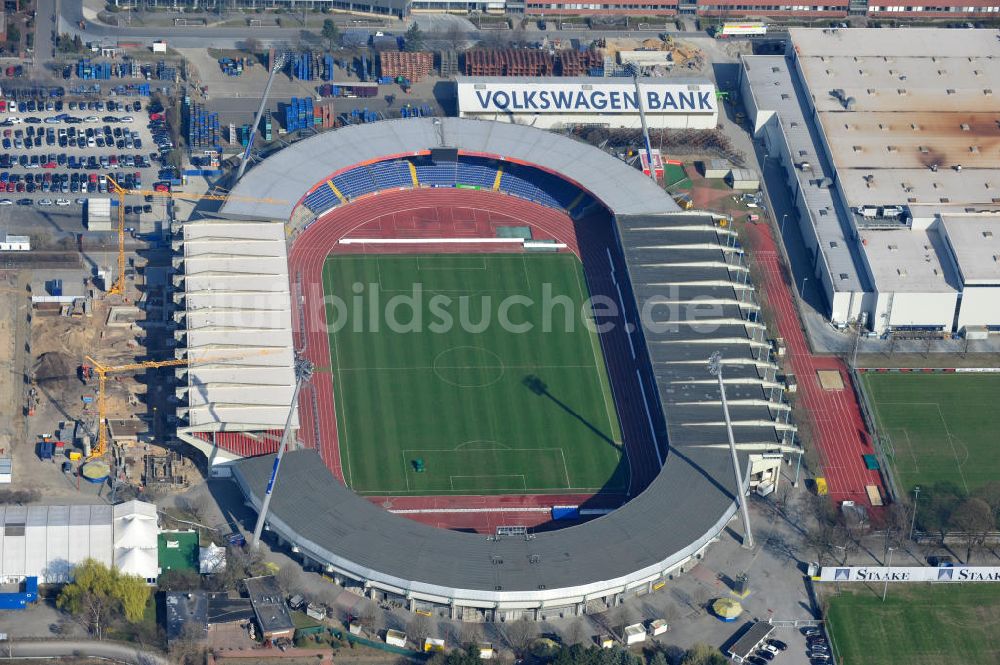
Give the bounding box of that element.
[303,185,339,213]
[332,166,377,199]
[415,163,458,188]
[370,161,413,190]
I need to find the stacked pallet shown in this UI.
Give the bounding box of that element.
[463,49,556,77]
[557,50,604,76]
[438,50,459,78]
[380,51,434,83]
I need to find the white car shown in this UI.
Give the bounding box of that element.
[43,117,61,124]
[37,198,54,206]
[84,116,99,123]
[6,116,22,125]
[762,644,780,655]
[121,116,134,123]
[0,198,12,205]
[74,197,88,205]
[55,198,71,206]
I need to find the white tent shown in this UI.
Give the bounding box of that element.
[115,547,158,582]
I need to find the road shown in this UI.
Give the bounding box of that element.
[58,2,707,49]
[3,639,169,665]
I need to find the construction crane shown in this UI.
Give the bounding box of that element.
[104,175,286,297]
[82,349,280,460]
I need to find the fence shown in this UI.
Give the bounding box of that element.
[849,367,900,504]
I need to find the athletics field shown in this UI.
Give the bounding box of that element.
[323,254,627,496]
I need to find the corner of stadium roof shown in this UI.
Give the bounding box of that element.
[229,207,797,616]
[218,117,680,222]
[171,216,298,464]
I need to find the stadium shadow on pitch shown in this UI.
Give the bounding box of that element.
[521,374,622,454]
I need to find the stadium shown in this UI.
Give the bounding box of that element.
[170,118,794,619]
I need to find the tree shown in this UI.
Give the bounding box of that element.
[648,651,670,665]
[166,149,184,170]
[243,37,261,56]
[157,568,201,592]
[169,623,207,665]
[275,563,303,594]
[441,24,466,51]
[951,497,994,563]
[404,23,424,52]
[459,621,483,647]
[57,559,150,637]
[500,616,535,657]
[407,614,432,648]
[7,25,20,48]
[321,19,340,50]
[972,480,1000,530]
[566,618,587,645]
[680,644,728,665]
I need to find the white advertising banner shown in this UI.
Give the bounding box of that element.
[818,566,1000,583]
[457,81,718,116]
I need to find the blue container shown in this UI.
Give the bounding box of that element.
[551,506,580,521]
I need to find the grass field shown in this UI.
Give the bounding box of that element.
[860,372,1000,495]
[323,254,626,496]
[826,584,1000,665]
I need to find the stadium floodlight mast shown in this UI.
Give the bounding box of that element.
[626,62,658,184]
[236,50,288,183]
[708,351,755,550]
[250,355,314,550]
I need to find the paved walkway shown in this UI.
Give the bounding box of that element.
[5,639,169,665]
[744,221,885,507]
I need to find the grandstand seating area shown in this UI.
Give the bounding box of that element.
[300,155,596,219]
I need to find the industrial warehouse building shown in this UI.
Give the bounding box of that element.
[456,78,719,129]
[0,501,159,585]
[741,28,1000,335]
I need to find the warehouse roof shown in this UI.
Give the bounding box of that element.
[234,213,788,603]
[859,226,960,293]
[939,216,1000,285]
[177,219,298,432]
[741,55,867,293]
[244,576,294,635]
[0,502,157,584]
[222,118,679,221]
[788,27,1000,58]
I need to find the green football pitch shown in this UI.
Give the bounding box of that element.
[861,372,1000,495]
[826,584,1000,665]
[322,254,627,496]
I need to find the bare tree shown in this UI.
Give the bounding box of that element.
[459,621,484,647]
[407,614,432,648]
[951,497,994,563]
[169,623,208,665]
[566,618,587,645]
[275,563,303,595]
[500,616,535,657]
[355,598,377,631]
[441,24,466,51]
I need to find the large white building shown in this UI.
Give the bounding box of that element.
[741,28,1000,335]
[0,501,159,585]
[457,77,719,130]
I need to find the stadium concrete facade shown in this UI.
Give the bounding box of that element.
[741,28,1000,336]
[174,118,800,617]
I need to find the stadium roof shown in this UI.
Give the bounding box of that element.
[176,219,298,432]
[234,213,787,603]
[221,118,679,221]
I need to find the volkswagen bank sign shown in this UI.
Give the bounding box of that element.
[456,79,719,130]
[818,566,1000,583]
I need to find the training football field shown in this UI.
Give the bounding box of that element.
[826,585,1000,665]
[861,372,1000,495]
[323,254,627,496]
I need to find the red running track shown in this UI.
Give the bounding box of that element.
[287,189,658,532]
[744,222,885,507]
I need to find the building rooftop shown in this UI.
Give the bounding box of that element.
[244,576,294,636]
[939,216,1000,286]
[788,27,1000,59]
[859,225,960,293]
[165,591,208,644]
[741,54,867,293]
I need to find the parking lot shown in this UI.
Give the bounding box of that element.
[0,97,169,216]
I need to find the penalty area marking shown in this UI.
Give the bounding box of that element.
[450,474,528,492]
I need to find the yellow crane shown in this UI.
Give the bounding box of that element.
[82,349,280,459]
[104,175,286,297]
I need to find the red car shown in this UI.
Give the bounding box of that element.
[15,182,24,192]
[42,162,56,169]
[5,183,13,193]
[153,183,170,192]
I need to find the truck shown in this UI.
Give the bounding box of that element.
[717,22,768,38]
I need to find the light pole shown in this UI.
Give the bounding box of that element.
[708,352,754,550]
[780,213,788,236]
[800,276,809,297]
[882,547,896,602]
[250,356,314,550]
[909,486,921,541]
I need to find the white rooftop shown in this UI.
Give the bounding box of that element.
[859,224,960,293]
[177,219,298,433]
[939,216,1000,285]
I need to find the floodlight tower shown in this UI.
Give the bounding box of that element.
[708,351,755,549]
[236,50,288,183]
[627,62,657,184]
[250,355,314,550]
